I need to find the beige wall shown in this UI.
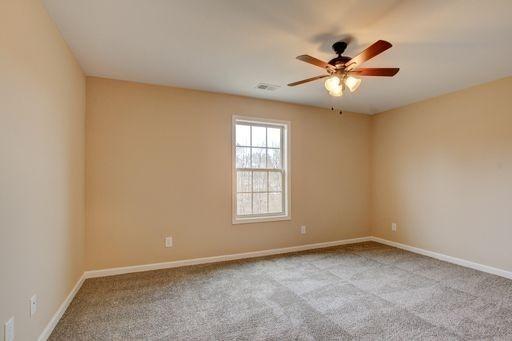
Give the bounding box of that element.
[85,77,371,270]
[0,0,85,339]
[371,77,512,271]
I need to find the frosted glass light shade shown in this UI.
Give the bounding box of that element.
[345,76,361,92]
[324,76,340,92]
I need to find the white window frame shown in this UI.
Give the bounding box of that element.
[232,115,291,224]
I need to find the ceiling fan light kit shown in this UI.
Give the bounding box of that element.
[289,39,399,99]
[323,74,361,96]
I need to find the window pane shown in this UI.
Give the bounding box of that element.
[251,126,266,147]
[252,171,267,192]
[251,148,266,168]
[237,193,252,215]
[236,124,250,146]
[268,192,283,213]
[236,147,251,168]
[237,171,251,192]
[267,148,281,169]
[267,127,281,148]
[253,193,268,214]
[268,172,282,192]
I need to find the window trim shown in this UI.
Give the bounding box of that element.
[232,115,291,224]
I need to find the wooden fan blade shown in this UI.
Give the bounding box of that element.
[349,68,399,77]
[344,40,392,70]
[288,75,328,86]
[296,55,334,70]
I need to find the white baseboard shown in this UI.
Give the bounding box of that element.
[83,236,512,280]
[39,235,511,339]
[84,237,371,279]
[38,273,86,341]
[370,236,512,280]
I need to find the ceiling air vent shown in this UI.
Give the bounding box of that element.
[255,83,280,91]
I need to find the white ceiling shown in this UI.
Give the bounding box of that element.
[43,0,512,114]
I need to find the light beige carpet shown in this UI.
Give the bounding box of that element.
[50,242,512,340]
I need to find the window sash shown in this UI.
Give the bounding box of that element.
[235,168,286,217]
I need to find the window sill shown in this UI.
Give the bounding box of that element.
[232,215,291,225]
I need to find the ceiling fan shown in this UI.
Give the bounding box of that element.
[288,40,399,97]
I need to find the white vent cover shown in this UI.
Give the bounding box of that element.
[255,83,280,91]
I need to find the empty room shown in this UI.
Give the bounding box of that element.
[2,0,512,340]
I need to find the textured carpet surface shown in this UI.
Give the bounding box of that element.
[50,242,512,340]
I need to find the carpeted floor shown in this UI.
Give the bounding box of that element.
[50,242,512,340]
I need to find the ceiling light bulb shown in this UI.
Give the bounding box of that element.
[345,76,361,92]
[329,86,343,97]
[324,76,340,92]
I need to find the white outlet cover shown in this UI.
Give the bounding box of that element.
[391,223,397,232]
[30,294,37,316]
[300,225,306,234]
[165,236,173,248]
[4,317,14,341]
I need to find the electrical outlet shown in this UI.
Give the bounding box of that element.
[391,223,397,232]
[4,317,14,341]
[300,225,306,234]
[165,236,173,248]
[30,294,37,317]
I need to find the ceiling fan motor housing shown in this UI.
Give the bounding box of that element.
[328,55,351,68]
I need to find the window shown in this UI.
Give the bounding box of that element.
[232,116,290,224]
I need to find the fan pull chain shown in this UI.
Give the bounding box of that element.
[331,107,343,115]
[329,96,343,116]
